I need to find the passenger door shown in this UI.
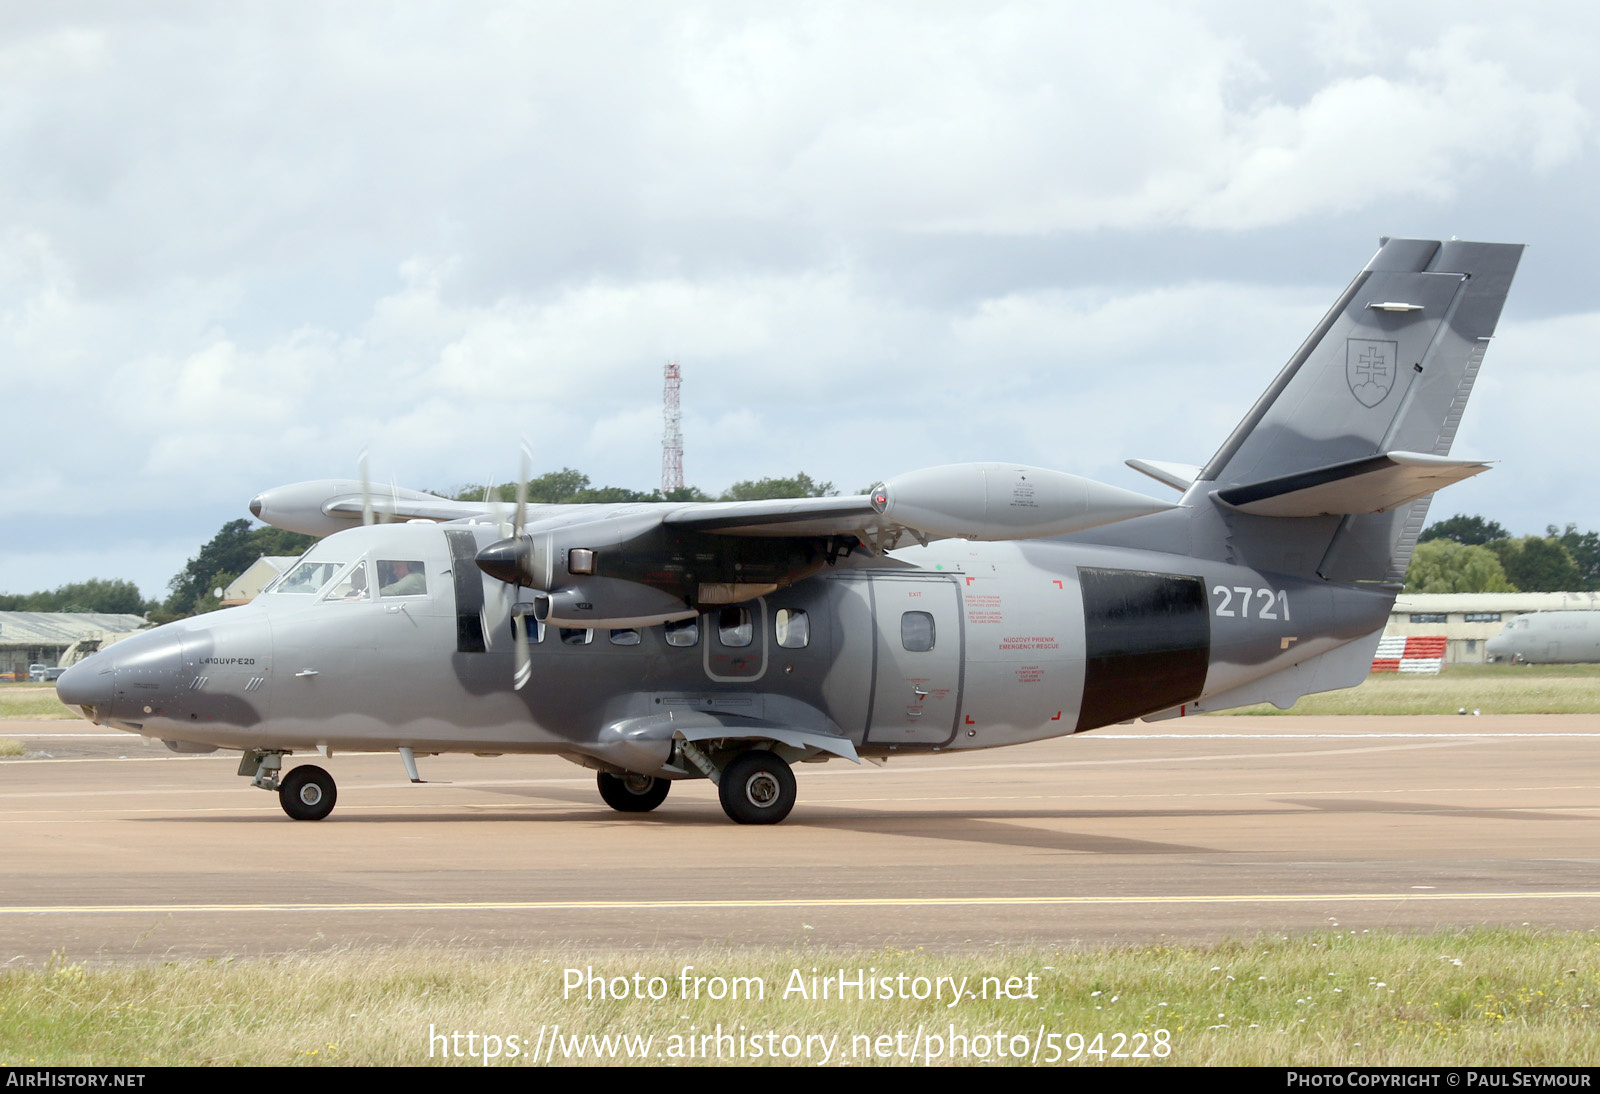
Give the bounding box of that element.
[865,576,963,746]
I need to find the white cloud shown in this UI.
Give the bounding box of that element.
[2,2,1598,596]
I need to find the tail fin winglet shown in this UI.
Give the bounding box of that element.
[1215,450,1490,517]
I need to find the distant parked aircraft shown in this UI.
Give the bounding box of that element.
[1486,612,1600,663]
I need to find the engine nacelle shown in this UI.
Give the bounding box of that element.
[476,510,831,617]
[873,463,1176,541]
[534,581,698,630]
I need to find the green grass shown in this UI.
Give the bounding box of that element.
[1227,663,1600,716]
[0,684,74,720]
[0,737,22,756]
[2,930,1596,1066]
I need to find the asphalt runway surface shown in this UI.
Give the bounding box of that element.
[3,715,1598,964]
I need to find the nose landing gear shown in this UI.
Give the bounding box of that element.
[279,765,338,821]
[239,750,339,821]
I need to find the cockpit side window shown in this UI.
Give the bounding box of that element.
[322,560,370,602]
[273,560,343,596]
[377,560,428,597]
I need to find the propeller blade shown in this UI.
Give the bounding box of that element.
[513,606,532,690]
[515,443,531,537]
[358,449,375,527]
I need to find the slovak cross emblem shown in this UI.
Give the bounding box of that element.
[1346,339,1398,408]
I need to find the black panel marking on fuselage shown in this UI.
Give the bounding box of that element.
[1075,567,1209,732]
[444,529,488,654]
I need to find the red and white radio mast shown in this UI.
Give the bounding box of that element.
[661,360,684,495]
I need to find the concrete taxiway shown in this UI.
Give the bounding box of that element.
[2,715,1597,963]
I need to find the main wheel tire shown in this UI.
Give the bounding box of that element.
[718,750,796,825]
[597,772,671,813]
[279,764,337,821]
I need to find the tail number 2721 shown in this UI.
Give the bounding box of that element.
[1212,586,1290,620]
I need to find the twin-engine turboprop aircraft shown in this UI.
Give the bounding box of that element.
[58,238,1523,824]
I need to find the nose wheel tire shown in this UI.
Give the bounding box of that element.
[279,764,337,821]
[597,772,671,813]
[718,750,796,825]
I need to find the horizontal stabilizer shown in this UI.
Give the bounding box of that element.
[1125,458,1201,492]
[1215,451,1490,517]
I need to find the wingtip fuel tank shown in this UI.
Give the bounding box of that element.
[872,463,1178,541]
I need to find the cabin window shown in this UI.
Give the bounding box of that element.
[718,607,753,647]
[559,628,593,646]
[510,615,544,644]
[901,611,935,652]
[664,618,699,647]
[609,629,641,646]
[775,608,809,648]
[377,560,428,597]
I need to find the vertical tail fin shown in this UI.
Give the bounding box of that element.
[1191,238,1524,582]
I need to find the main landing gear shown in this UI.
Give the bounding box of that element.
[717,750,797,825]
[597,771,671,812]
[599,747,799,824]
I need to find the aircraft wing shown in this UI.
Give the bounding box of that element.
[667,464,1178,546]
[467,463,1179,628]
[666,495,887,539]
[254,464,1180,628]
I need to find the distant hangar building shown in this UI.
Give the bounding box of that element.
[0,612,150,678]
[1385,592,1600,665]
[221,556,299,606]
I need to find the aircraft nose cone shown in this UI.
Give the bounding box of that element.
[249,494,263,518]
[56,658,115,712]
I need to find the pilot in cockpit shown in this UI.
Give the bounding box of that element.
[378,560,428,597]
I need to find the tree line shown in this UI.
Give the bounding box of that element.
[1406,515,1600,594]
[7,479,1580,620]
[443,468,837,506]
[2,469,840,622]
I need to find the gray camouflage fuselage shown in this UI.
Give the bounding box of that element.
[56,237,1524,820]
[56,519,1394,768]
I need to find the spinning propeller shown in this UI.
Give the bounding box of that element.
[484,446,535,690]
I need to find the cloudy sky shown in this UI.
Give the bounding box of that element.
[3,2,1597,601]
